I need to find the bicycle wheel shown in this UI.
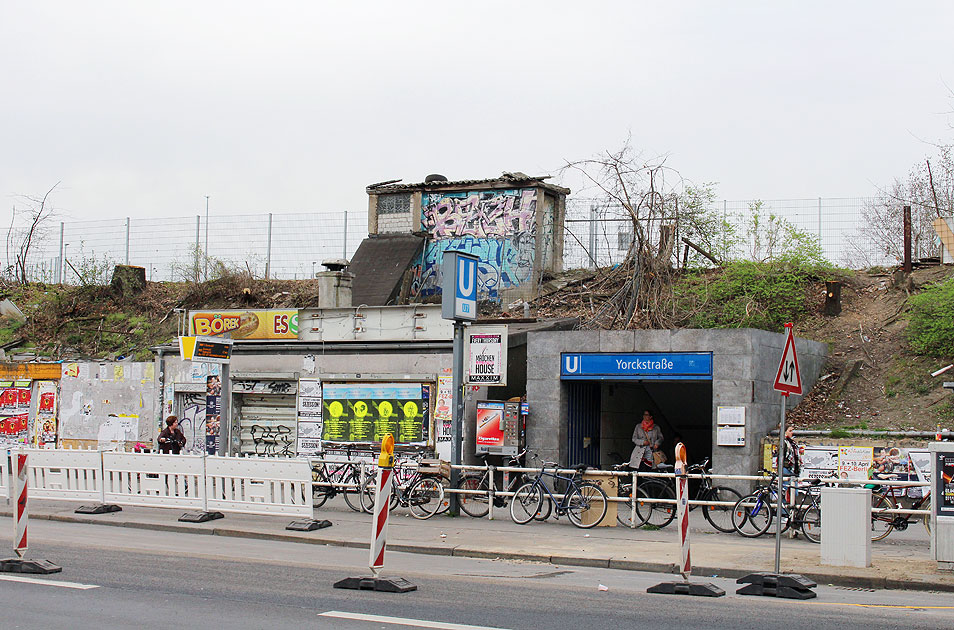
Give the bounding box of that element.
[407,477,444,520]
[510,482,544,525]
[923,496,932,534]
[732,492,773,537]
[869,491,895,541]
[457,476,490,518]
[635,480,676,528]
[617,484,645,528]
[566,481,608,528]
[701,486,743,533]
[311,470,331,509]
[535,494,553,521]
[343,472,366,512]
[801,501,822,543]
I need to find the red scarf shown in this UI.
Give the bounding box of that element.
[641,418,654,432]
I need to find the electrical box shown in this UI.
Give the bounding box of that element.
[475,401,523,456]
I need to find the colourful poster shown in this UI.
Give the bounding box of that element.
[321,383,428,445]
[435,375,453,444]
[205,374,221,454]
[837,446,874,481]
[476,402,505,449]
[190,310,299,340]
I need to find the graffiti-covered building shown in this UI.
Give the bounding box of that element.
[354,173,569,305]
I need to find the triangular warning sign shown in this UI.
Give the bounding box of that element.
[773,324,802,396]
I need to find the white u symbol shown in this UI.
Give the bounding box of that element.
[565,355,579,373]
[458,259,473,296]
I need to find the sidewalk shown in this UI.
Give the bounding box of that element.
[3,497,952,593]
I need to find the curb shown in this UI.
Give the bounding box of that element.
[5,509,954,593]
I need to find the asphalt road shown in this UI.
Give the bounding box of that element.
[0,520,949,630]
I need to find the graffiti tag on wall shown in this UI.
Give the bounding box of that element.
[417,188,538,300]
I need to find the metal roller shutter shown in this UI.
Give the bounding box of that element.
[237,393,297,456]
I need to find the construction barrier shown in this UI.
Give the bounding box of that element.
[0,450,8,500]
[205,456,312,518]
[102,452,205,510]
[14,452,27,555]
[23,448,103,503]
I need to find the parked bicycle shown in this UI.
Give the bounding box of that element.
[510,462,608,529]
[310,450,371,512]
[455,449,529,518]
[869,473,932,541]
[614,458,742,532]
[362,454,446,520]
[731,471,824,543]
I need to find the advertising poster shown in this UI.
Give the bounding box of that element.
[33,380,58,447]
[801,446,838,479]
[0,380,30,448]
[321,383,428,445]
[435,375,453,444]
[297,378,323,456]
[937,452,954,517]
[838,446,874,481]
[205,374,221,454]
[190,310,299,340]
[476,402,505,450]
[466,328,507,385]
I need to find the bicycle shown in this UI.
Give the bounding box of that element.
[362,455,445,520]
[455,449,529,518]
[510,462,608,529]
[869,473,932,541]
[310,450,371,512]
[731,472,824,543]
[615,459,742,532]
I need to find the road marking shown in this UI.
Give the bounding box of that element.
[320,611,510,630]
[0,574,99,590]
[813,602,954,610]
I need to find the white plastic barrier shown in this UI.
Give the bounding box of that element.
[205,456,312,518]
[0,449,8,500]
[103,452,205,510]
[23,448,103,502]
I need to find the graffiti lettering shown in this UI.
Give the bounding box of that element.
[250,424,294,456]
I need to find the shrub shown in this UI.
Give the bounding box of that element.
[907,278,954,357]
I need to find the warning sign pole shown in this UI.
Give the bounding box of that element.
[737,323,815,599]
[0,451,61,574]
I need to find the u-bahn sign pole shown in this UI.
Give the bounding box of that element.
[737,323,816,600]
[440,251,478,516]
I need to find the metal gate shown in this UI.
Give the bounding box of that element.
[566,381,601,469]
[237,393,297,456]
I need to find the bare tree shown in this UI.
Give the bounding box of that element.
[6,182,60,284]
[850,145,953,267]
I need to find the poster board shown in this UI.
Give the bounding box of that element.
[465,325,508,386]
[320,382,430,446]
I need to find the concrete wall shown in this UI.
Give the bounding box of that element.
[59,361,158,448]
[525,329,828,479]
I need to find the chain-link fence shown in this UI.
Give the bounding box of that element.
[563,196,936,270]
[6,196,939,284]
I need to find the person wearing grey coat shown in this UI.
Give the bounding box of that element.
[628,410,663,469]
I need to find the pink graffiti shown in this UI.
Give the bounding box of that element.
[424,189,537,238]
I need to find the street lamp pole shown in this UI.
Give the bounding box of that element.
[204,195,210,281]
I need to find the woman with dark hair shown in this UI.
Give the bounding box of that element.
[629,409,663,471]
[158,416,186,454]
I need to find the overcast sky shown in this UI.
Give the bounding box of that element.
[2,1,953,224]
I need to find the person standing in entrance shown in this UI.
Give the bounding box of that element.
[629,410,663,471]
[158,416,186,454]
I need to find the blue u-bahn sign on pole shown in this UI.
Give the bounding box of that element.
[441,251,478,321]
[560,352,713,380]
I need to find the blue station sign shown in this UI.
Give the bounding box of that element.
[560,352,713,380]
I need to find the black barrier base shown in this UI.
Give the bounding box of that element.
[0,558,62,574]
[286,519,332,531]
[736,572,816,599]
[178,511,225,523]
[647,581,725,597]
[333,576,417,593]
[75,504,122,515]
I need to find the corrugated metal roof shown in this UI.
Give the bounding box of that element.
[367,172,570,195]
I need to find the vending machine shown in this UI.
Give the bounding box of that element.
[475,400,523,456]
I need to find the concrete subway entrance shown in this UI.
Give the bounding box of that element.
[566,379,713,469]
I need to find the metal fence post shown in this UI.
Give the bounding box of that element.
[588,204,597,269]
[57,222,64,284]
[195,216,201,283]
[266,213,273,279]
[125,217,130,265]
[342,210,349,260]
[817,197,822,244]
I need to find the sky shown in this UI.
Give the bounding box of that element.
[2,1,953,225]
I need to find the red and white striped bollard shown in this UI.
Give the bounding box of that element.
[674,442,690,580]
[13,451,27,558]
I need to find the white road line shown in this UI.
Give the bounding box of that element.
[0,574,99,590]
[320,611,510,630]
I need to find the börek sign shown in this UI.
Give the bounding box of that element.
[189,310,299,340]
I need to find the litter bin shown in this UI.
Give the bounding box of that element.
[582,471,617,527]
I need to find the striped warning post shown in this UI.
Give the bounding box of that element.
[14,452,28,558]
[674,442,690,580]
[369,434,395,575]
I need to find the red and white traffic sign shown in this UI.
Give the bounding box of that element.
[773,323,802,396]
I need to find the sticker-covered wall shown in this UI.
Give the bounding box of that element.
[59,362,158,449]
